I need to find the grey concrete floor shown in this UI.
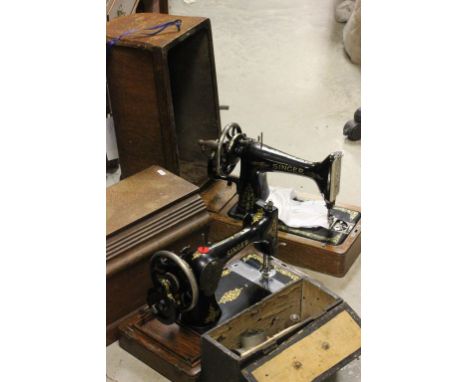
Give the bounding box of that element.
[107,0,360,380]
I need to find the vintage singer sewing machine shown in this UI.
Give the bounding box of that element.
[199,123,362,277]
[118,200,361,382]
[147,200,281,330]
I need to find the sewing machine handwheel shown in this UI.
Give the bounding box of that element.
[149,251,199,315]
[217,123,243,177]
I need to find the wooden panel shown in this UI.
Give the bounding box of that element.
[106,195,206,260]
[140,0,168,13]
[208,282,303,351]
[106,166,198,236]
[300,279,339,320]
[106,14,207,50]
[119,308,201,382]
[106,13,221,183]
[107,0,140,20]
[201,180,237,213]
[247,311,361,382]
[138,316,201,365]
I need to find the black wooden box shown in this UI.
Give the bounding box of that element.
[201,277,361,382]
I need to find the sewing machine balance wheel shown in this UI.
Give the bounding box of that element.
[147,250,199,325]
[216,122,243,177]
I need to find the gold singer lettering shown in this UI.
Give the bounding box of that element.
[227,240,249,257]
[272,163,305,174]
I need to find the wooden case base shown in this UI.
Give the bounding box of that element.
[201,182,361,278]
[119,307,202,382]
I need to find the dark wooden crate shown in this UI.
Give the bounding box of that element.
[201,279,360,382]
[107,13,221,185]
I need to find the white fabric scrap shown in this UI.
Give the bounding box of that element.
[266,186,329,229]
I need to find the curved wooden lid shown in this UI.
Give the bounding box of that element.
[106,165,199,236]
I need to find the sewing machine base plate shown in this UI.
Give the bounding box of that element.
[118,252,301,382]
[228,204,360,246]
[202,182,361,277]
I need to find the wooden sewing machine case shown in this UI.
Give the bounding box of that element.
[106,165,210,344]
[201,181,361,278]
[106,13,221,185]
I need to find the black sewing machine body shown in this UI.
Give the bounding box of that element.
[199,123,360,246]
[147,201,298,331]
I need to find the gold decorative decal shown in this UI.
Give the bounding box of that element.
[221,268,232,277]
[241,253,263,264]
[270,219,278,235]
[252,209,264,224]
[239,183,255,212]
[192,251,203,260]
[161,278,176,300]
[219,287,243,304]
[227,239,249,257]
[204,305,220,324]
[274,266,300,282]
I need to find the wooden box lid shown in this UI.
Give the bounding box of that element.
[241,304,361,382]
[106,165,199,236]
[106,13,208,50]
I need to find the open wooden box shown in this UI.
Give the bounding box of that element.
[107,13,221,185]
[201,278,361,382]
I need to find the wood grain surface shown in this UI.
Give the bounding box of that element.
[249,311,361,382]
[106,13,207,50]
[106,166,198,236]
[107,13,221,183]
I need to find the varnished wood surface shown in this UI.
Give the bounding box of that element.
[206,188,361,277]
[119,308,202,382]
[107,195,206,260]
[200,180,237,213]
[107,13,221,182]
[107,165,198,236]
[106,13,207,50]
[244,309,361,382]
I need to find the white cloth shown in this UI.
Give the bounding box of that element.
[266,187,329,228]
